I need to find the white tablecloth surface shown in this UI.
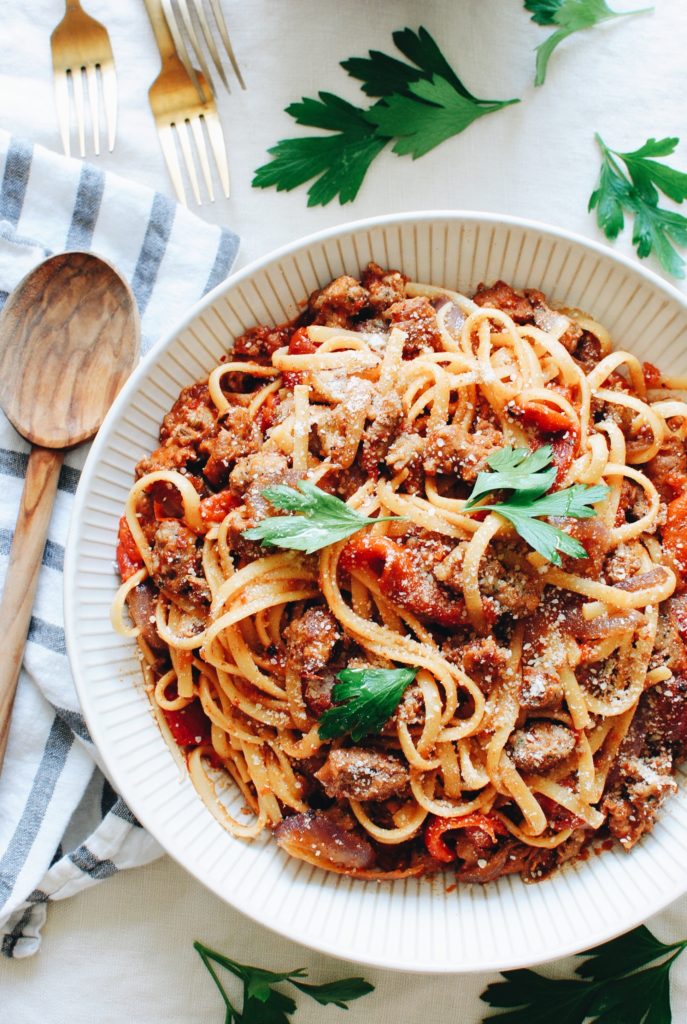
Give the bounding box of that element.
[2,1,687,1021]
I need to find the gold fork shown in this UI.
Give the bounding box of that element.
[143,0,230,205]
[161,0,246,94]
[50,0,117,157]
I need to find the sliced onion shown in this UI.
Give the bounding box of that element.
[532,303,573,340]
[613,567,670,593]
[564,608,643,640]
[274,812,376,871]
[432,297,466,333]
[127,582,166,653]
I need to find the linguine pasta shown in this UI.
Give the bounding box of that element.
[112,266,687,883]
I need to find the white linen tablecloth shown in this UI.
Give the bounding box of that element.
[1,0,687,1021]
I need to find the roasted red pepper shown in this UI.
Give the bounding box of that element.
[521,402,572,434]
[116,516,144,581]
[288,326,317,355]
[643,361,663,389]
[550,436,575,487]
[151,480,185,520]
[199,489,241,524]
[424,813,509,863]
[340,534,469,628]
[163,699,211,747]
[256,391,278,432]
[536,795,586,833]
[664,491,687,587]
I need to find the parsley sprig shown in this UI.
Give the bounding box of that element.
[481,925,687,1023]
[465,445,558,507]
[242,480,404,555]
[463,445,609,567]
[589,134,687,278]
[525,0,652,86]
[253,27,518,206]
[194,941,374,1023]
[318,666,418,742]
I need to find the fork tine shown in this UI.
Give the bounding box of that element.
[176,120,202,205]
[86,64,101,156]
[161,0,207,104]
[203,109,230,198]
[53,70,72,157]
[71,68,87,157]
[176,0,219,96]
[190,0,228,90]
[189,115,214,202]
[100,60,118,152]
[157,123,187,206]
[208,0,245,89]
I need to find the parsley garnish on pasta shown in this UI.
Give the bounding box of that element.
[253,27,518,206]
[194,941,374,1023]
[242,480,404,554]
[589,134,687,279]
[480,924,687,1023]
[525,0,652,86]
[244,448,608,566]
[464,445,609,566]
[318,667,419,742]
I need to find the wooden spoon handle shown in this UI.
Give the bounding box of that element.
[0,446,64,769]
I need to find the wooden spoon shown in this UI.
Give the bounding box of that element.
[0,251,139,768]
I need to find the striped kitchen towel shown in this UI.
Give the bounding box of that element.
[0,131,240,958]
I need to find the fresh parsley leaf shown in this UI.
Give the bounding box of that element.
[527,0,652,86]
[194,941,375,1023]
[619,137,687,204]
[367,75,518,160]
[318,666,418,742]
[589,156,633,239]
[463,445,609,566]
[244,968,307,1002]
[584,965,674,1024]
[252,93,388,207]
[465,445,558,507]
[480,925,687,1024]
[590,133,687,278]
[479,503,589,565]
[475,484,610,566]
[577,926,687,982]
[343,26,478,101]
[525,0,566,25]
[481,969,598,1023]
[254,26,520,205]
[506,482,610,519]
[242,481,403,555]
[632,201,687,279]
[290,978,375,1008]
[242,988,297,1024]
[392,25,479,99]
[341,50,426,99]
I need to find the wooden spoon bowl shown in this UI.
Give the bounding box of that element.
[0,251,139,767]
[0,251,137,447]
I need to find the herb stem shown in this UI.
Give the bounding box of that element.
[194,942,240,1022]
[593,132,626,180]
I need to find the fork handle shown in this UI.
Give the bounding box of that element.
[142,0,177,62]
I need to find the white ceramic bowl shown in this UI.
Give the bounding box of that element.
[65,212,687,973]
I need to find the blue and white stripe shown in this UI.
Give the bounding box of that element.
[0,130,239,958]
